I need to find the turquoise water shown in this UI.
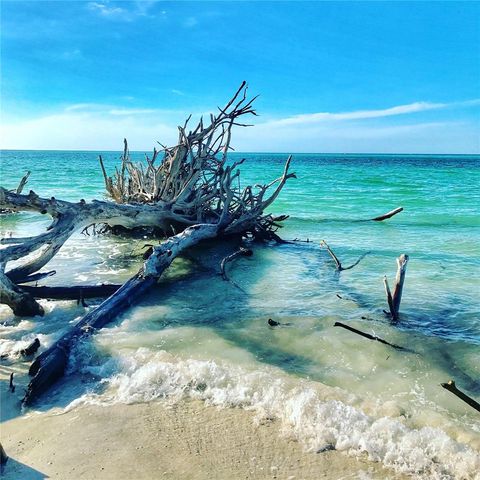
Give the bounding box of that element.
[1,150,479,478]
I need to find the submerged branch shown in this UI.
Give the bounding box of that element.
[21,284,121,300]
[384,254,409,321]
[220,247,253,281]
[441,380,480,413]
[320,240,370,271]
[334,322,407,351]
[370,207,403,222]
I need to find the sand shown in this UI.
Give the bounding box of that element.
[0,395,406,480]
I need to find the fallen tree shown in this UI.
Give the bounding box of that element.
[0,83,297,403]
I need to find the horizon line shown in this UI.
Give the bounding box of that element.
[1,148,479,156]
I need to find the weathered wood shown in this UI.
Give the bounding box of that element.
[0,270,44,317]
[21,284,121,300]
[392,254,408,315]
[370,207,403,221]
[320,240,342,270]
[320,240,369,271]
[16,170,31,194]
[20,338,40,357]
[24,224,219,404]
[0,84,294,317]
[384,254,409,321]
[16,270,56,284]
[220,247,253,280]
[0,85,296,403]
[441,380,480,413]
[0,443,7,465]
[334,321,406,350]
[383,276,395,318]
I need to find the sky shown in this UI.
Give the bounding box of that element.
[1,1,479,153]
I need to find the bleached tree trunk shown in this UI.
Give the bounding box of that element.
[0,83,296,402]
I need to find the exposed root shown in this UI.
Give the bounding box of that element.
[320,240,370,271]
[220,247,253,281]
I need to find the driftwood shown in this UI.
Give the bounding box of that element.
[320,240,369,271]
[370,207,403,221]
[21,284,121,300]
[334,322,406,350]
[220,247,253,280]
[441,380,480,413]
[0,443,7,466]
[16,171,31,194]
[9,373,15,393]
[383,254,409,321]
[0,82,294,318]
[0,84,297,404]
[0,338,41,360]
[19,338,40,357]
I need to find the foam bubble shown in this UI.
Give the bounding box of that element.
[70,348,480,479]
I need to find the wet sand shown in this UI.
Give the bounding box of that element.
[1,397,405,480]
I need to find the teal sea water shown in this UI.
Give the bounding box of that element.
[1,150,479,478]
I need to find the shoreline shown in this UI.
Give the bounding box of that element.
[1,399,404,480]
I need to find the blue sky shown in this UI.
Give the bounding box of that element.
[1,1,479,153]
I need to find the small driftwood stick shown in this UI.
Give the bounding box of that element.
[16,171,31,194]
[334,322,406,350]
[21,284,121,300]
[384,254,409,321]
[320,240,342,270]
[20,338,40,357]
[370,207,403,221]
[16,270,56,284]
[220,247,253,280]
[9,373,15,392]
[320,240,369,271]
[392,254,408,315]
[383,276,395,318]
[441,380,480,413]
[0,443,7,465]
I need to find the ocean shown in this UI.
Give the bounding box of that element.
[1,150,479,478]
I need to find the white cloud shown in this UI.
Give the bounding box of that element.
[234,119,479,153]
[108,108,159,116]
[271,102,448,126]
[88,2,127,18]
[1,111,179,151]
[87,1,163,21]
[171,89,185,96]
[1,99,478,153]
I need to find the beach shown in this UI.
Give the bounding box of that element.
[1,151,479,479]
[2,394,405,480]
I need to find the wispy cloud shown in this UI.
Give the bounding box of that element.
[108,108,158,116]
[87,2,127,19]
[64,104,161,116]
[87,1,164,22]
[2,99,479,153]
[272,102,447,126]
[171,89,185,96]
[1,111,179,151]
[183,17,198,28]
[270,99,480,126]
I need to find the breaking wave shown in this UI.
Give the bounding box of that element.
[69,347,480,480]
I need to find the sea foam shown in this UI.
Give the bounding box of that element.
[70,347,480,480]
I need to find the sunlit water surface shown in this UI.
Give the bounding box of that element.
[1,150,479,479]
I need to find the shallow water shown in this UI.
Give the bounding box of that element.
[1,150,479,478]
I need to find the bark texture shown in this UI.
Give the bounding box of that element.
[0,83,296,403]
